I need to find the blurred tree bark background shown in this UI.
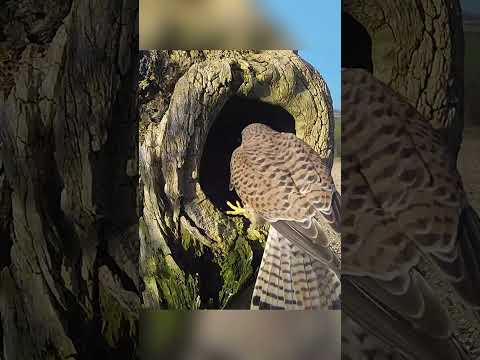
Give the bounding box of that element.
[0,1,140,359]
[343,0,464,157]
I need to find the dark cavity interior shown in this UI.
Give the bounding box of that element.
[342,12,373,73]
[200,96,295,212]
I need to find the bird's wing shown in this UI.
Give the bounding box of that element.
[342,277,470,360]
[342,68,480,358]
[230,143,340,273]
[251,226,340,310]
[269,219,340,275]
[342,150,453,340]
[342,143,465,359]
[275,132,341,232]
[343,68,480,307]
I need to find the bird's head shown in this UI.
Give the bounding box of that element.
[240,123,275,142]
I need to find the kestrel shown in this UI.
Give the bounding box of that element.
[227,123,341,310]
[342,68,480,359]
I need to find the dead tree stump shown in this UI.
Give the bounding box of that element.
[139,50,337,309]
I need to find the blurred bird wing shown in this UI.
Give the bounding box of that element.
[343,68,480,307]
[342,276,468,360]
[342,68,479,359]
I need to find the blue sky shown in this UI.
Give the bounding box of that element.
[258,0,341,110]
[256,1,476,110]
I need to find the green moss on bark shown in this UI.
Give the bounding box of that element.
[99,287,137,348]
[217,236,254,307]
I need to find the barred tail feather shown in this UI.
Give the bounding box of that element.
[251,227,341,310]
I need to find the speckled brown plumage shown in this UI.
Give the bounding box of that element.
[342,68,480,359]
[229,123,341,310]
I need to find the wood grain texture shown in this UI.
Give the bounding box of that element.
[0,1,140,358]
[344,0,464,156]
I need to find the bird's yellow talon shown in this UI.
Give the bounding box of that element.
[226,200,246,216]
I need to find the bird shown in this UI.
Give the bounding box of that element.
[226,122,341,310]
[341,68,480,359]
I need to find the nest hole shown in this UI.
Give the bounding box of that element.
[342,12,373,72]
[200,96,295,212]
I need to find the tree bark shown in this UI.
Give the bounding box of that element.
[343,0,464,157]
[138,50,338,309]
[0,1,140,358]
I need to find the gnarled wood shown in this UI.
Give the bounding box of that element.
[139,50,338,309]
[343,0,464,156]
[0,1,140,358]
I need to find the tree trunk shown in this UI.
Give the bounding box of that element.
[138,50,338,309]
[0,1,140,359]
[343,0,464,157]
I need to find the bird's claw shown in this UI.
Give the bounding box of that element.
[226,200,246,216]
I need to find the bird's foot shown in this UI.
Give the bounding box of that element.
[226,200,246,217]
